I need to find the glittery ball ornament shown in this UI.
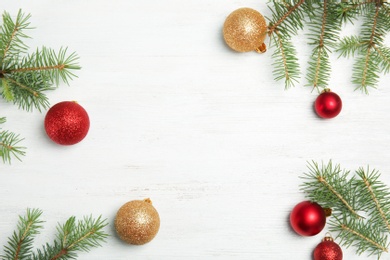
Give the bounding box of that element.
[314,89,342,119]
[290,201,326,236]
[44,101,90,145]
[314,235,343,260]
[115,198,160,245]
[223,7,267,53]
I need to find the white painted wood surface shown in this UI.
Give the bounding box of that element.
[1,1,390,259]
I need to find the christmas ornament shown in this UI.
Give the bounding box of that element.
[115,198,160,245]
[314,90,342,119]
[290,201,326,236]
[314,234,343,260]
[44,101,90,145]
[223,7,267,53]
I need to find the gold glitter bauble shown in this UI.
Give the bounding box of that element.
[223,7,267,53]
[115,198,160,245]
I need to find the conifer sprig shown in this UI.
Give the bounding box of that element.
[306,1,341,91]
[266,0,390,91]
[32,215,108,260]
[330,216,389,257]
[0,209,108,260]
[0,10,31,64]
[355,167,390,233]
[0,9,80,112]
[267,0,307,87]
[270,31,300,88]
[1,209,43,260]
[300,160,390,258]
[0,117,25,164]
[301,160,360,218]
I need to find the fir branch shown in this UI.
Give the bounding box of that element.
[362,5,380,88]
[345,3,390,93]
[355,167,390,233]
[270,31,300,88]
[0,10,80,113]
[31,215,108,260]
[306,0,336,90]
[300,161,361,218]
[7,47,80,86]
[1,209,43,260]
[0,209,108,260]
[337,35,367,58]
[265,1,390,91]
[0,10,31,64]
[330,217,389,256]
[266,0,308,88]
[0,117,25,164]
[353,51,380,91]
[336,2,364,23]
[268,0,306,36]
[373,45,390,73]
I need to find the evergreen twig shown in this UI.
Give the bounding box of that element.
[1,209,43,260]
[330,216,389,257]
[265,0,390,91]
[301,160,390,258]
[301,160,361,218]
[0,209,108,260]
[0,117,25,164]
[355,167,390,233]
[267,0,307,87]
[306,1,341,91]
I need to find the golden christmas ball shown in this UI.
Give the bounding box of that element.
[115,198,160,245]
[223,7,268,53]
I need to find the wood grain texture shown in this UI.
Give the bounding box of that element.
[1,1,390,259]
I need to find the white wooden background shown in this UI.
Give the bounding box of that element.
[1,1,390,259]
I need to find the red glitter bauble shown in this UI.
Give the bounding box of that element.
[314,236,343,260]
[44,101,90,145]
[314,90,342,119]
[290,201,326,236]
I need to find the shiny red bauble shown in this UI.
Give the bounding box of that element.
[290,201,326,236]
[314,235,343,260]
[44,101,90,145]
[314,90,342,119]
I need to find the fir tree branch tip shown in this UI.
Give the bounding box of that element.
[0,209,108,260]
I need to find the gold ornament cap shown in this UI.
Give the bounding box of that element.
[322,232,334,242]
[223,7,268,53]
[115,198,160,245]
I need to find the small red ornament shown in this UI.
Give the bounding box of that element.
[314,90,342,119]
[314,234,343,260]
[290,201,326,236]
[44,101,90,145]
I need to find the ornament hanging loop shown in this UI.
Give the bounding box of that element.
[255,43,267,54]
[323,232,334,242]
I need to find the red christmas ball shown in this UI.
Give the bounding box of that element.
[290,201,326,236]
[44,101,90,145]
[314,90,342,119]
[314,236,343,260]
